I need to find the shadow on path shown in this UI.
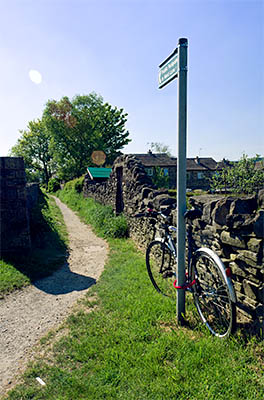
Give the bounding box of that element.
[33,262,96,295]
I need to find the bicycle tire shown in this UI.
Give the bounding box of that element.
[191,248,236,338]
[146,240,176,298]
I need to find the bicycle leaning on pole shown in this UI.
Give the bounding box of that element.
[134,204,237,338]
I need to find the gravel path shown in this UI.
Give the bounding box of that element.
[0,197,108,396]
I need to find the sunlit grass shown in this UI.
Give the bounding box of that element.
[5,190,264,400]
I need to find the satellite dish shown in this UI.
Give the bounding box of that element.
[91,150,106,166]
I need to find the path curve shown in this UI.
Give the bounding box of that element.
[0,197,108,396]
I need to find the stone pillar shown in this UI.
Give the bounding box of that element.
[0,157,31,256]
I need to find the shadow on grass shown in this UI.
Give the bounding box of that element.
[2,191,98,295]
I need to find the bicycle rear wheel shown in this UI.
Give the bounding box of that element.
[191,248,236,338]
[146,240,176,298]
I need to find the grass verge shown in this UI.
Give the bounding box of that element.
[56,189,128,238]
[4,189,264,400]
[0,191,68,295]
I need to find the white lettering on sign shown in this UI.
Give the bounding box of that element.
[158,53,178,88]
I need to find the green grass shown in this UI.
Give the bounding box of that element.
[0,191,68,295]
[4,189,264,400]
[56,189,128,238]
[0,259,30,294]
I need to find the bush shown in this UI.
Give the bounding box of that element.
[48,178,61,193]
[64,176,85,193]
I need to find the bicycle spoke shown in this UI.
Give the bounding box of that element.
[192,249,236,338]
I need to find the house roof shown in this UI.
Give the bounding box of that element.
[131,153,218,171]
[186,157,218,171]
[132,152,175,167]
[87,167,112,179]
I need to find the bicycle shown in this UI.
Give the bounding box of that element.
[135,205,237,338]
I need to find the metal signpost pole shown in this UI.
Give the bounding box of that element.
[176,38,188,324]
[158,37,188,324]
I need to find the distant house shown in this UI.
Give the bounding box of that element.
[87,167,112,183]
[131,151,227,190]
[131,152,176,188]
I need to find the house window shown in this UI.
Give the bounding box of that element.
[146,168,153,176]
[197,172,204,179]
[163,168,169,176]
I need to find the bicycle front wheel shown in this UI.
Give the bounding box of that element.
[191,248,236,338]
[146,240,176,298]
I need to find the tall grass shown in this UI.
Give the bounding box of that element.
[5,188,264,400]
[57,189,128,238]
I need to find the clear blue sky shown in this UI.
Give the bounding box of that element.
[0,0,263,161]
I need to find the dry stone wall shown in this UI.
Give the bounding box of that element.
[0,157,31,255]
[83,155,263,334]
[83,154,175,215]
[188,193,264,332]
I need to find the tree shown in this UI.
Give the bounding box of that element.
[152,166,169,189]
[149,142,172,156]
[211,154,264,194]
[10,120,54,185]
[43,93,130,180]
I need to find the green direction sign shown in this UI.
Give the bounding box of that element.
[158,49,178,89]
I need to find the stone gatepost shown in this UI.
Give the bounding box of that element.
[0,157,31,256]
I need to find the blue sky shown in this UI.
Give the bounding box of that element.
[0,0,263,161]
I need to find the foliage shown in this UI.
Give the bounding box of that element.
[47,177,61,193]
[9,120,55,185]
[63,176,85,193]
[43,93,130,180]
[57,185,128,238]
[152,166,169,189]
[149,141,172,156]
[211,154,264,194]
[7,236,264,399]
[10,92,130,183]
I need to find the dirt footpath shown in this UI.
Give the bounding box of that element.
[0,197,108,396]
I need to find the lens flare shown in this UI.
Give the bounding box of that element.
[29,69,42,84]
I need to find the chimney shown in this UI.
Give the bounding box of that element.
[195,156,200,164]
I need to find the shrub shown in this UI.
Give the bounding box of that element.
[48,178,61,193]
[64,176,85,193]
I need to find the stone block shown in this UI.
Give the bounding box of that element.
[237,249,258,263]
[243,279,259,300]
[247,238,262,253]
[220,231,246,248]
[253,211,264,238]
[230,196,257,215]
[212,197,233,226]
[140,187,153,200]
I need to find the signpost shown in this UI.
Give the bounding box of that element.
[159,38,188,324]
